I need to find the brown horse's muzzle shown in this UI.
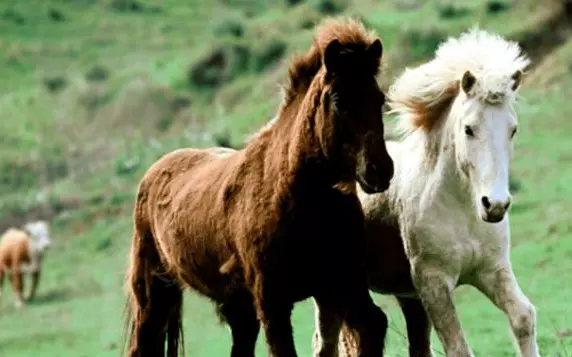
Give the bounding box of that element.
[356,131,394,194]
[357,156,394,194]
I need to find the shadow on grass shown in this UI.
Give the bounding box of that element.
[29,287,76,305]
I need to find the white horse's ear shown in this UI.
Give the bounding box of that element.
[511,70,522,91]
[461,70,477,95]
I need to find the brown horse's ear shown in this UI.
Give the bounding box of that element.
[461,70,477,95]
[324,39,343,73]
[366,39,383,61]
[511,70,523,91]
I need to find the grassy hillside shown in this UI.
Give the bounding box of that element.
[0,0,571,356]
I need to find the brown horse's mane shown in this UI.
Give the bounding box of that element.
[250,17,381,141]
[284,17,379,109]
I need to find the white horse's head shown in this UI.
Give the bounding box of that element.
[450,69,523,222]
[25,220,52,252]
[389,28,529,223]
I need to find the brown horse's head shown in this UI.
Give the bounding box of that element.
[313,19,394,193]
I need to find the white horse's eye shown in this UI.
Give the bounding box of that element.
[464,125,474,137]
[510,127,517,139]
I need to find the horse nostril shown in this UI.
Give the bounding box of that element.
[481,196,491,209]
[368,163,378,174]
[503,200,511,210]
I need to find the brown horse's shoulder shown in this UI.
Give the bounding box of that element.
[145,148,209,175]
[137,148,215,192]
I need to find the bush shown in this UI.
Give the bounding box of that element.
[286,0,304,6]
[43,76,68,93]
[221,0,268,16]
[171,95,191,112]
[78,87,113,111]
[85,65,110,82]
[252,39,287,72]
[188,34,286,89]
[188,43,251,89]
[399,28,447,62]
[109,0,143,11]
[486,1,510,14]
[156,115,174,132]
[212,130,234,148]
[212,18,244,38]
[108,0,161,13]
[438,4,471,19]
[300,19,314,29]
[1,8,25,24]
[115,156,140,176]
[313,0,346,14]
[48,7,66,22]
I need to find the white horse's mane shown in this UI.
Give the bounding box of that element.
[388,27,530,136]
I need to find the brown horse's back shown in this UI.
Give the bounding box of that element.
[135,147,246,299]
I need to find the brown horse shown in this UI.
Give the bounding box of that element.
[0,221,53,309]
[124,17,394,357]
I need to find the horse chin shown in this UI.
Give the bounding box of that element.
[357,176,389,194]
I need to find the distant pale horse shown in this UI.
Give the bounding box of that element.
[311,29,540,357]
[0,220,52,309]
[124,18,394,357]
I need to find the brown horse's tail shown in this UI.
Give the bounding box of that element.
[122,226,184,357]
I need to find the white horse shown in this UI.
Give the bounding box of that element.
[312,28,540,357]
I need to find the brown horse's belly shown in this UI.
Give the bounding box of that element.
[365,219,416,296]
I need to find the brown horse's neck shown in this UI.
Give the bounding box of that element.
[254,86,356,193]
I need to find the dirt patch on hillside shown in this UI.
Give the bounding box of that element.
[0,196,82,233]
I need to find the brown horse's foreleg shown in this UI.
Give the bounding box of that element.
[396,296,433,357]
[217,291,260,357]
[316,290,387,357]
[259,304,297,357]
[254,276,297,357]
[312,298,343,357]
[27,270,41,302]
[11,266,25,309]
[343,295,387,357]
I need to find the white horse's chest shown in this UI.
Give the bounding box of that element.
[404,200,508,278]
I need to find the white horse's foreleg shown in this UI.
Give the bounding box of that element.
[411,262,474,357]
[474,266,540,357]
[312,298,342,357]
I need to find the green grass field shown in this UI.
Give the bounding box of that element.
[0,0,571,356]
